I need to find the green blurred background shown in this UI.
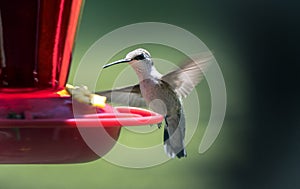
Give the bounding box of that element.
[0,0,299,189]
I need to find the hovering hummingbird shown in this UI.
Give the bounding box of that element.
[99,48,211,158]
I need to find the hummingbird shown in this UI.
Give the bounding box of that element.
[99,48,211,158]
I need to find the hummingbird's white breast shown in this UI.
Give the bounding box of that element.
[130,60,162,82]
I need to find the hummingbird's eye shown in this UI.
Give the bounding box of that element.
[133,54,145,60]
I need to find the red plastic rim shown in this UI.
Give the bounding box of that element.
[0,106,164,128]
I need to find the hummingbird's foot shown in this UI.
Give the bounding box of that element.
[149,122,162,129]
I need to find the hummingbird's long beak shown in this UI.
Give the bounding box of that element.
[102,58,132,69]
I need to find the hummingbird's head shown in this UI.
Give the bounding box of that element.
[125,48,151,62]
[103,48,158,81]
[103,48,153,70]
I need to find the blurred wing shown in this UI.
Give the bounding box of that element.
[96,84,146,107]
[162,55,212,98]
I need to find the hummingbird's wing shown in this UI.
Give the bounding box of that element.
[161,55,212,98]
[96,84,146,107]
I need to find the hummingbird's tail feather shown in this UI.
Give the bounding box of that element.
[163,127,176,158]
[163,111,187,158]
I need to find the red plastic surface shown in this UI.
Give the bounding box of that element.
[0,0,82,88]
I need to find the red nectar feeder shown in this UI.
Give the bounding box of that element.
[0,0,163,164]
